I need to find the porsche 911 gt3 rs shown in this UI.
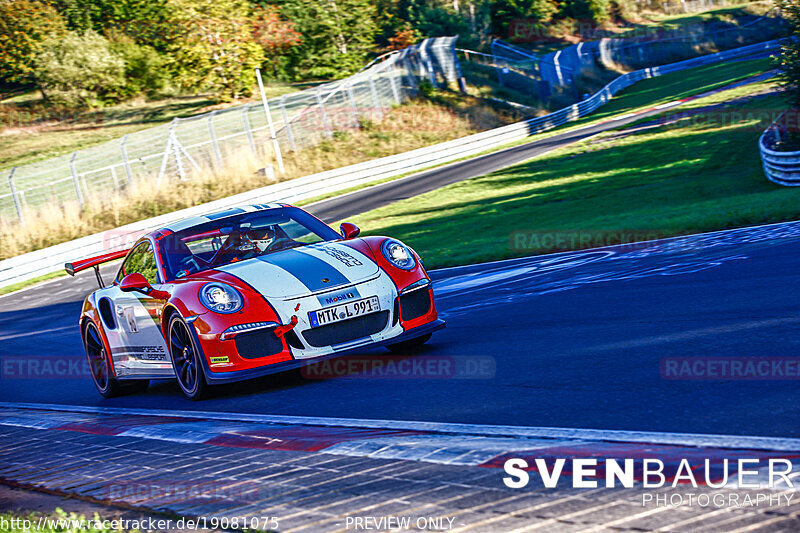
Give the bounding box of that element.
[66,204,445,399]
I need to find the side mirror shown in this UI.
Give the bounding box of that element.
[120,272,152,293]
[340,222,361,239]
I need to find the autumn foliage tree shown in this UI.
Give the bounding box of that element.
[251,5,302,77]
[0,0,67,84]
[167,0,265,101]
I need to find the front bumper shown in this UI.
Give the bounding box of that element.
[191,318,446,385]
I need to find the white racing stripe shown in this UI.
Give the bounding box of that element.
[217,258,309,300]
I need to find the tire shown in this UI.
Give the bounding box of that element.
[83,322,148,398]
[386,333,432,354]
[168,314,210,400]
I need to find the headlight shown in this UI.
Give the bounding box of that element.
[199,283,243,314]
[381,239,416,270]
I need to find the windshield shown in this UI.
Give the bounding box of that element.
[160,207,341,281]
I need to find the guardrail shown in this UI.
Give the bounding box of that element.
[0,39,780,290]
[759,113,800,186]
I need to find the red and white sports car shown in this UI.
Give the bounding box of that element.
[66,204,444,399]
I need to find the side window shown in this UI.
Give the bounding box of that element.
[117,241,159,285]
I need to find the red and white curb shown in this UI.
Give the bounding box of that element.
[1,402,798,490]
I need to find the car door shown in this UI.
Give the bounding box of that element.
[105,240,172,379]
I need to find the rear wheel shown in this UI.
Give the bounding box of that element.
[169,314,210,400]
[83,322,148,398]
[386,333,432,354]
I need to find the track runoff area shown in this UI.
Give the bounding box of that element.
[2,60,800,531]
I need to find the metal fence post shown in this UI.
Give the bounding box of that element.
[120,136,134,187]
[255,68,285,174]
[69,152,85,208]
[388,65,401,104]
[346,83,359,128]
[110,166,119,190]
[207,112,223,169]
[172,136,186,181]
[280,95,297,152]
[7,167,23,224]
[315,87,332,138]
[403,58,417,93]
[368,74,383,121]
[158,120,177,184]
[241,104,257,156]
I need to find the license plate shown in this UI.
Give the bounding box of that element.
[309,296,380,327]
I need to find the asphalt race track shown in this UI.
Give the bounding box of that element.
[2,221,800,438]
[2,66,798,441]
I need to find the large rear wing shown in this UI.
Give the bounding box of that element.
[65,249,129,288]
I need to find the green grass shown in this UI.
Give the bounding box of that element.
[570,57,773,124]
[0,271,65,296]
[307,57,777,208]
[350,90,797,269]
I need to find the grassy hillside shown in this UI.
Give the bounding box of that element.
[352,81,795,269]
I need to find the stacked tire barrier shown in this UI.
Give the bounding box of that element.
[760,113,800,185]
[0,39,780,290]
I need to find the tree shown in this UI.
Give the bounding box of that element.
[251,5,302,77]
[52,0,174,50]
[400,0,472,39]
[777,0,800,110]
[167,0,265,101]
[276,0,379,79]
[387,24,422,50]
[108,33,167,98]
[489,0,559,35]
[561,0,611,25]
[0,0,67,84]
[35,30,126,107]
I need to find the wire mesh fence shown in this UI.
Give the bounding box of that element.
[0,37,462,225]
[466,6,785,103]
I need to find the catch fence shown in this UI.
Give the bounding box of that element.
[0,37,462,225]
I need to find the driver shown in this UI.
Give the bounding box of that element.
[241,227,276,254]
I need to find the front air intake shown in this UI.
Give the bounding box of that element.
[303,311,389,347]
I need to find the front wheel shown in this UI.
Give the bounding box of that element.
[84,322,148,398]
[386,333,432,354]
[168,314,210,400]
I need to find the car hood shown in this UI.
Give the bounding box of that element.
[214,241,380,299]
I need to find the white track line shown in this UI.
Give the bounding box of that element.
[2,402,799,452]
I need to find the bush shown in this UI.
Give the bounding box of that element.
[108,34,167,98]
[35,30,126,108]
